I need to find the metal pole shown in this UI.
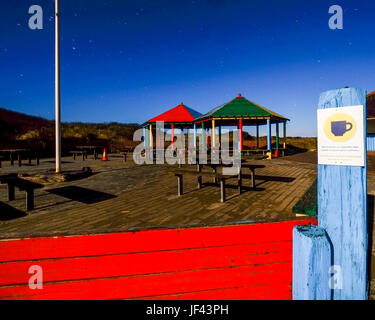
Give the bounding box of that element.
[55,0,61,173]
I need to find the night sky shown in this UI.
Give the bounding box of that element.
[1,0,374,136]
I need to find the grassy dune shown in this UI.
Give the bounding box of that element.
[0,107,316,155]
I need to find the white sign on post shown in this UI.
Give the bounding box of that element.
[317,105,365,167]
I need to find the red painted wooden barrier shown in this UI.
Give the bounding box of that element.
[0,217,317,300]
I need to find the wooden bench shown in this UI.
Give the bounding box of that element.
[70,150,86,161]
[168,169,240,203]
[120,148,134,162]
[93,149,102,160]
[0,175,44,211]
[0,150,40,167]
[238,164,265,188]
[241,149,268,156]
[197,163,265,189]
[76,146,103,160]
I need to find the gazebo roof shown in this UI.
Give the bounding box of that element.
[367,91,375,118]
[195,94,289,122]
[145,103,202,125]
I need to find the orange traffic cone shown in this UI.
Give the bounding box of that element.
[102,148,109,161]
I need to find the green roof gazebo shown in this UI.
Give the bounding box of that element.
[194,93,289,152]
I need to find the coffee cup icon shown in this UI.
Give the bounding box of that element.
[331,121,353,136]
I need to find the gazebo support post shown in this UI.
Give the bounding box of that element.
[239,119,243,151]
[219,121,222,148]
[171,124,174,151]
[157,128,161,148]
[206,128,209,149]
[149,124,153,160]
[276,122,279,151]
[212,119,216,149]
[143,127,146,147]
[149,124,153,149]
[283,121,287,148]
[267,119,271,151]
[256,124,259,149]
[193,123,197,149]
[201,122,205,151]
[180,126,184,155]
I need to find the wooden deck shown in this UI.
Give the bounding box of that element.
[0,154,316,238]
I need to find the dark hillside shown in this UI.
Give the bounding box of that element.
[0,107,141,155]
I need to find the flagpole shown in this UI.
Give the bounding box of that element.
[55,0,61,173]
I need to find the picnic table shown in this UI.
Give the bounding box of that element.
[197,162,265,188]
[242,149,268,156]
[120,147,134,162]
[169,162,265,202]
[70,150,87,161]
[74,146,103,160]
[242,148,287,157]
[0,174,43,211]
[0,149,39,167]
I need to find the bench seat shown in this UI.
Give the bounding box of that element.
[168,169,241,203]
[70,150,86,160]
[0,176,44,211]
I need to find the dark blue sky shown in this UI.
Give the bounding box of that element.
[1,0,374,136]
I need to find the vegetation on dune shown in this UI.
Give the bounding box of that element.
[0,108,141,155]
[283,137,317,151]
[62,122,139,141]
[243,135,316,151]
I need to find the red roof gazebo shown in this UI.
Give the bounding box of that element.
[146,102,202,124]
[143,103,202,148]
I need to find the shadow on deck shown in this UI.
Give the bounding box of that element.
[46,186,116,204]
[0,202,27,221]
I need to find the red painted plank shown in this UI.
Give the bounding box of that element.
[0,262,292,300]
[0,218,317,262]
[141,283,292,300]
[0,218,317,300]
[0,241,292,286]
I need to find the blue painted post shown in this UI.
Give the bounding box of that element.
[193,123,197,149]
[143,127,146,147]
[275,122,279,151]
[318,87,368,300]
[256,124,259,149]
[293,225,332,300]
[368,134,375,151]
[267,119,271,150]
